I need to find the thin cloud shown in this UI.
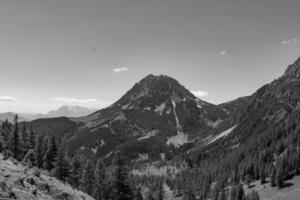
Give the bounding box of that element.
[0,96,18,103]
[191,90,208,98]
[113,67,129,73]
[53,97,108,108]
[282,38,299,45]
[220,50,227,56]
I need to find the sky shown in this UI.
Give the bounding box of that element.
[0,0,300,113]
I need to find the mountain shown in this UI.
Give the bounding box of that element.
[229,57,300,143]
[0,106,97,122]
[30,74,232,160]
[219,96,251,123]
[0,154,94,200]
[45,105,98,118]
[165,57,300,198]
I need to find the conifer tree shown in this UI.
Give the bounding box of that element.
[80,160,95,195]
[158,179,165,200]
[276,159,285,188]
[270,167,276,187]
[20,124,29,154]
[184,187,195,200]
[246,190,260,200]
[28,126,36,150]
[69,156,82,188]
[43,136,58,171]
[0,139,2,153]
[52,144,70,182]
[35,135,45,168]
[218,187,227,200]
[136,189,143,200]
[112,151,133,200]
[236,184,245,200]
[94,159,106,200]
[259,166,265,185]
[9,115,22,160]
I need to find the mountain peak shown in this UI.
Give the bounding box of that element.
[117,74,195,106]
[284,57,300,77]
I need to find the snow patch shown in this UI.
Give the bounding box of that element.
[155,103,166,115]
[135,154,149,162]
[113,112,127,121]
[207,125,237,145]
[206,119,223,128]
[143,107,151,111]
[160,153,166,161]
[100,139,105,147]
[195,98,205,109]
[138,130,159,141]
[166,98,188,148]
[91,147,97,154]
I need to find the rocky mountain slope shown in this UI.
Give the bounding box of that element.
[30,75,232,161]
[0,154,94,200]
[227,57,300,146]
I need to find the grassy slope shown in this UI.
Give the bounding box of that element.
[0,154,94,200]
[244,176,300,200]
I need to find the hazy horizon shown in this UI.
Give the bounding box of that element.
[1,0,300,113]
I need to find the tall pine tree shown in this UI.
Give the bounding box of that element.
[9,115,22,160]
[112,151,133,200]
[35,134,45,168]
[80,160,95,195]
[43,136,58,171]
[52,144,70,182]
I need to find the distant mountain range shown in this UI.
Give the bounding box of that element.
[0,105,98,122]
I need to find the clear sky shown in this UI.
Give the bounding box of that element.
[0,0,300,113]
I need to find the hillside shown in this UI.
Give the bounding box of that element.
[0,154,94,200]
[244,176,300,200]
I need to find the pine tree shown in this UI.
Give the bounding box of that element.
[0,139,2,153]
[43,136,58,170]
[20,124,29,154]
[246,190,260,200]
[184,187,195,200]
[270,167,276,187]
[28,126,36,150]
[259,166,266,185]
[35,135,45,168]
[218,187,227,200]
[236,184,245,200]
[112,151,133,200]
[158,179,165,200]
[229,186,237,200]
[9,115,22,160]
[94,159,106,200]
[69,156,82,188]
[276,159,285,188]
[136,189,144,200]
[80,160,95,195]
[52,145,70,182]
